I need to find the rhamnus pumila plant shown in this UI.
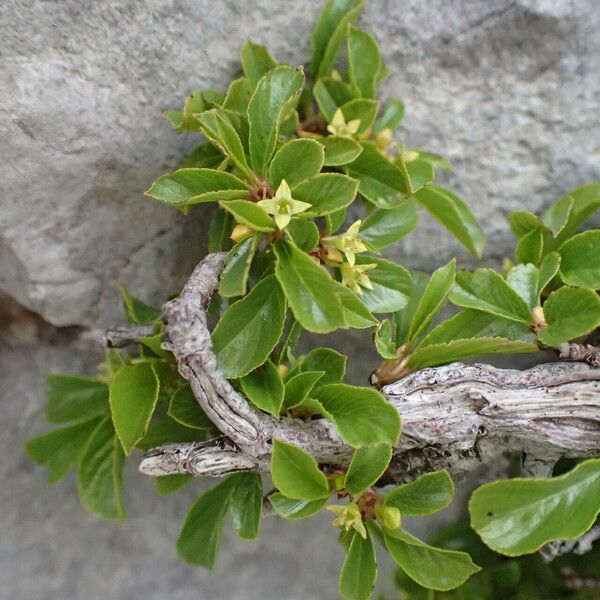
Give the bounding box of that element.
[27,1,600,598]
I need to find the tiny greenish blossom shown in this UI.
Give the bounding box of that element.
[374,504,401,530]
[327,502,367,539]
[327,108,361,139]
[340,262,377,294]
[322,220,368,267]
[398,145,419,162]
[257,179,311,230]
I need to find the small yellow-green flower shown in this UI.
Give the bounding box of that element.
[257,179,312,230]
[322,220,368,267]
[341,262,376,294]
[327,108,361,139]
[327,502,367,539]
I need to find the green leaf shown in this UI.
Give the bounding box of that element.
[230,473,263,540]
[407,260,456,345]
[182,142,223,169]
[146,168,248,207]
[542,194,573,236]
[345,444,392,495]
[46,374,108,423]
[326,207,348,234]
[347,25,381,98]
[469,458,600,556]
[373,98,404,133]
[509,211,543,238]
[282,371,325,412]
[374,320,397,359]
[269,139,324,189]
[293,173,359,216]
[506,263,539,308]
[268,492,328,519]
[334,282,379,329]
[396,156,434,195]
[155,474,193,496]
[248,66,304,175]
[77,416,125,519]
[168,384,214,430]
[340,98,379,135]
[222,77,252,113]
[344,142,408,209]
[339,530,377,600]
[240,360,284,417]
[537,286,600,346]
[393,272,429,346]
[137,416,206,451]
[207,208,233,252]
[218,235,259,297]
[311,0,365,78]
[355,255,412,314]
[558,230,600,288]
[384,528,480,591]
[177,477,236,568]
[538,251,561,297]
[26,417,102,483]
[270,440,329,500]
[313,77,354,121]
[414,185,485,258]
[321,136,363,167]
[273,239,345,333]
[449,269,533,324]
[109,363,159,454]
[300,347,347,386]
[359,201,418,250]
[219,200,275,232]
[313,383,400,447]
[240,41,277,88]
[119,286,161,325]
[385,471,454,515]
[515,227,543,265]
[212,274,287,378]
[286,219,320,252]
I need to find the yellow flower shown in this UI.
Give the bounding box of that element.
[327,502,367,539]
[327,108,361,139]
[257,179,312,230]
[340,262,376,294]
[322,220,368,267]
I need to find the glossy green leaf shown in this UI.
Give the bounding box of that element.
[230,473,263,540]
[537,286,600,346]
[558,230,600,288]
[119,286,161,325]
[282,371,324,412]
[537,251,561,297]
[396,156,434,195]
[207,208,233,253]
[374,319,397,359]
[340,530,377,600]
[220,200,274,232]
[449,269,532,324]
[506,263,539,308]
[334,282,379,329]
[109,363,159,454]
[313,383,400,447]
[293,173,359,216]
[373,98,404,133]
[46,374,108,423]
[347,26,381,98]
[268,493,329,519]
[542,194,573,236]
[359,201,418,250]
[269,139,324,189]
[168,384,214,430]
[414,185,485,258]
[155,474,193,496]
[77,416,125,519]
[218,235,259,297]
[326,207,348,234]
[286,219,320,252]
[270,440,329,500]
[273,239,345,333]
[515,227,543,265]
[240,41,277,87]
[146,168,248,207]
[182,142,223,169]
[340,99,379,135]
[393,271,429,346]
[385,471,454,516]
[345,444,392,495]
[240,360,284,417]
[222,77,252,113]
[470,458,600,556]
[321,136,363,167]
[248,66,304,175]
[313,77,354,121]
[212,274,287,378]
[137,416,207,451]
[26,417,102,483]
[300,347,347,386]
[509,211,543,238]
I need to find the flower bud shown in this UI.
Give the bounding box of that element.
[276,364,289,379]
[375,504,401,530]
[230,224,253,242]
[375,128,393,150]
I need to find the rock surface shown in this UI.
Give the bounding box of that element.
[1,0,599,598]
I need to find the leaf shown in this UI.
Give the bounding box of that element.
[407,261,456,345]
[207,208,233,253]
[311,0,365,78]
[218,235,259,297]
[374,319,397,359]
[538,251,561,297]
[119,286,162,325]
[286,219,320,252]
[293,173,359,216]
[537,286,600,346]
[506,263,539,308]
[373,98,405,133]
[268,138,324,189]
[469,458,600,556]
[248,66,304,175]
[273,239,345,333]
[396,156,434,195]
[542,194,573,236]
[393,272,429,346]
[384,529,480,591]
[334,282,379,329]
[240,361,284,417]
[46,374,108,423]
[347,25,381,98]
[155,474,193,496]
[240,41,277,88]
[300,347,347,386]
[212,274,287,378]
[219,200,275,232]
[313,77,354,121]
[168,384,214,430]
[313,383,400,447]
[449,269,533,324]
[77,416,125,519]
[359,201,418,250]
[339,530,377,600]
[385,471,454,515]
[137,416,206,451]
[230,473,263,540]
[340,98,379,135]
[558,230,600,288]
[345,444,392,495]
[146,168,249,207]
[344,142,408,209]
[222,77,252,113]
[26,417,102,483]
[182,142,224,169]
[355,255,412,314]
[414,185,485,258]
[515,227,543,265]
[176,477,236,568]
[321,136,363,167]
[282,371,325,412]
[270,440,330,500]
[268,493,329,519]
[509,211,543,238]
[326,207,348,234]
